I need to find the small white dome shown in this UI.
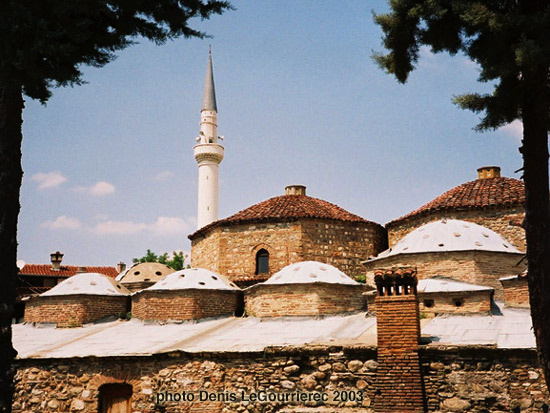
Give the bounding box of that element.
[42,273,130,297]
[147,268,240,291]
[376,219,519,259]
[263,261,359,285]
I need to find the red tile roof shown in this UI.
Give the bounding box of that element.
[19,264,118,278]
[190,194,382,239]
[387,177,525,227]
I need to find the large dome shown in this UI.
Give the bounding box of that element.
[41,272,130,297]
[375,219,519,259]
[263,261,360,285]
[387,175,524,227]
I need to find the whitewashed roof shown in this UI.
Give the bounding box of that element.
[116,262,174,284]
[373,219,519,260]
[12,304,535,359]
[41,273,130,297]
[263,261,360,286]
[418,277,493,293]
[147,268,240,291]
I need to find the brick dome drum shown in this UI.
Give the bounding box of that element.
[245,261,366,317]
[132,268,242,322]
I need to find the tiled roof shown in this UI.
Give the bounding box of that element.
[19,264,118,278]
[387,177,525,227]
[190,194,380,239]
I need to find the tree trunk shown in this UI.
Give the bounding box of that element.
[522,63,550,391]
[0,65,23,413]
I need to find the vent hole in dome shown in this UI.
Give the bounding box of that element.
[309,273,317,278]
[211,276,218,280]
[107,289,115,293]
[230,283,237,287]
[482,233,489,238]
[403,247,409,251]
[503,244,509,248]
[73,287,80,291]
[475,241,483,247]
[423,234,430,239]
[319,266,327,271]
[198,282,205,286]
[134,271,140,276]
[463,224,470,228]
[116,285,121,289]
[454,232,461,237]
[67,281,73,285]
[155,271,162,276]
[90,281,97,286]
[438,243,445,247]
[161,282,167,286]
[180,274,185,278]
[144,278,150,282]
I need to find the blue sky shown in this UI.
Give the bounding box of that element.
[19,0,523,268]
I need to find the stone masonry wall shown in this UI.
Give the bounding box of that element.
[386,207,526,251]
[13,346,549,412]
[418,290,492,316]
[190,228,222,273]
[301,220,387,279]
[132,290,242,321]
[502,277,530,308]
[24,295,128,328]
[245,284,366,317]
[364,251,526,300]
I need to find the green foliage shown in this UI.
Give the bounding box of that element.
[133,249,188,271]
[373,0,550,131]
[1,0,233,102]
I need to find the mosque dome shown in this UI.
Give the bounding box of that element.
[117,262,175,292]
[376,219,519,259]
[147,268,240,291]
[263,261,360,286]
[41,272,130,297]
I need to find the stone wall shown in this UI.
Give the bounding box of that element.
[132,290,242,321]
[300,220,387,279]
[191,219,387,286]
[502,277,530,308]
[13,346,548,412]
[386,207,526,251]
[244,284,366,317]
[24,295,128,328]
[364,250,526,300]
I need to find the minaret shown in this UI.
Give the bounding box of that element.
[194,49,224,229]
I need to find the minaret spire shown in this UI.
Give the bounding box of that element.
[194,49,224,229]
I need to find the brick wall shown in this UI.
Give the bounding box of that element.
[244,283,366,317]
[387,207,525,251]
[132,289,242,321]
[364,250,526,300]
[24,295,128,327]
[418,290,492,316]
[191,219,387,285]
[501,276,530,308]
[373,269,425,412]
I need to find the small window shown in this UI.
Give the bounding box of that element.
[255,249,269,275]
[98,383,132,413]
[423,299,434,308]
[453,298,464,307]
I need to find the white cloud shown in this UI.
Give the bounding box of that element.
[150,216,190,236]
[92,220,147,235]
[500,120,523,142]
[74,181,116,197]
[155,171,175,181]
[31,171,67,189]
[41,215,82,230]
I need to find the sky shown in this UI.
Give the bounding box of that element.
[19,0,524,268]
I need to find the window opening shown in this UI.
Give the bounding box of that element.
[255,249,269,275]
[98,383,132,413]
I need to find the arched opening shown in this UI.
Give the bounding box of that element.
[98,383,132,413]
[255,249,269,275]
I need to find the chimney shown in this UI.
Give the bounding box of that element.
[373,268,426,412]
[477,166,501,179]
[76,266,87,274]
[285,185,306,196]
[117,261,127,273]
[50,251,64,271]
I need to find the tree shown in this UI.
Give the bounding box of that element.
[0,1,232,411]
[374,0,550,390]
[133,249,188,270]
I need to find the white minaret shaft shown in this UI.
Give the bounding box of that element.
[194,49,224,229]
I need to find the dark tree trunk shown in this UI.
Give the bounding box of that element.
[0,64,23,413]
[522,62,550,391]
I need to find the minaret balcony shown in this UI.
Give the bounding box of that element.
[194,143,224,164]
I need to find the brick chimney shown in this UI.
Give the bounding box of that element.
[373,268,426,413]
[285,185,306,196]
[50,251,64,271]
[117,261,127,273]
[477,166,501,179]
